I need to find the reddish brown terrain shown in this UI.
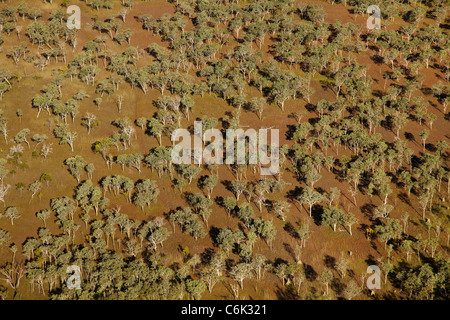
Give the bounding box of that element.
[0,0,448,300]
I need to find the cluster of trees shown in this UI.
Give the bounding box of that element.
[100,175,160,211]
[0,0,448,301]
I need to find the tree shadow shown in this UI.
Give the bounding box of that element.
[425,142,436,152]
[283,221,299,239]
[370,54,384,65]
[311,204,323,226]
[200,247,215,265]
[397,192,413,207]
[274,284,299,300]
[324,255,336,269]
[331,278,344,295]
[404,131,415,142]
[208,226,220,247]
[360,203,376,220]
[303,263,318,282]
[283,242,295,261]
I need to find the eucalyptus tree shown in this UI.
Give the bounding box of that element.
[64,156,87,183]
[132,179,159,211]
[296,186,325,217]
[186,193,213,226]
[419,129,430,151]
[185,279,206,300]
[14,129,30,149]
[0,118,8,144]
[198,175,218,199]
[36,210,51,228]
[343,213,359,236]
[177,164,202,184]
[0,184,10,206]
[81,113,98,135]
[230,262,253,290]
[28,181,42,203]
[216,227,242,254]
[147,118,164,145]
[4,207,20,226]
[296,223,311,249]
[252,218,276,249]
[271,200,290,221]
[230,180,247,201]
[318,268,333,296]
[344,280,361,300]
[53,124,77,152]
[31,134,48,151]
[322,206,345,232]
[375,218,403,249]
[50,196,77,221]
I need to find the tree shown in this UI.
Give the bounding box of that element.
[173,178,186,194]
[0,228,10,248]
[418,192,430,219]
[31,134,48,151]
[28,181,42,203]
[296,187,325,217]
[343,213,359,235]
[393,113,408,138]
[94,97,103,109]
[28,7,42,21]
[401,240,413,262]
[375,218,403,249]
[322,206,345,232]
[14,129,30,149]
[135,117,148,130]
[419,129,430,151]
[271,200,290,221]
[7,43,27,65]
[4,207,20,226]
[148,118,164,145]
[318,268,333,295]
[198,175,218,199]
[223,197,237,216]
[374,203,394,220]
[53,125,77,151]
[0,184,10,206]
[81,113,98,134]
[275,263,289,286]
[15,183,25,195]
[0,118,8,144]
[118,8,128,22]
[85,163,95,180]
[381,261,393,284]
[335,258,348,279]
[216,228,238,254]
[252,218,276,249]
[133,179,159,211]
[36,210,50,227]
[296,223,310,249]
[185,279,206,300]
[65,156,87,183]
[230,263,252,289]
[230,180,247,201]
[178,164,202,184]
[249,97,266,120]
[201,267,221,294]
[343,280,361,300]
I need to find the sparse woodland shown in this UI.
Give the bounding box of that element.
[0,0,448,300]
